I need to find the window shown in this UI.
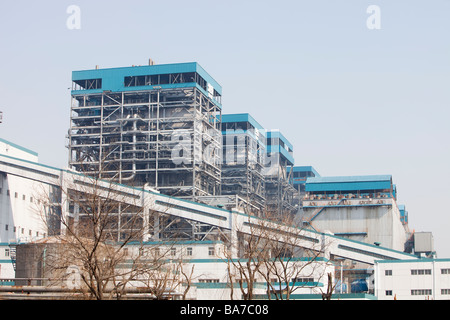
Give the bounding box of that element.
[208,247,215,256]
[411,269,431,275]
[199,279,219,283]
[411,289,432,296]
[171,248,176,256]
[441,268,450,275]
[73,78,102,90]
[385,270,392,276]
[22,195,25,200]
[5,224,8,231]
[292,277,314,283]
[385,290,393,296]
[186,247,193,256]
[441,289,450,295]
[5,249,10,257]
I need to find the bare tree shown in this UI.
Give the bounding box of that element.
[320,272,338,300]
[223,214,271,300]
[224,210,331,300]
[257,211,329,300]
[33,164,192,300]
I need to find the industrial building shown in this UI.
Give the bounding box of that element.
[220,113,299,216]
[301,175,410,252]
[220,113,267,215]
[0,60,446,299]
[69,62,222,200]
[264,130,298,216]
[0,141,425,299]
[289,166,321,197]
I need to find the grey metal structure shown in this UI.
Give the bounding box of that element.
[68,62,222,201]
[264,130,298,216]
[221,114,267,215]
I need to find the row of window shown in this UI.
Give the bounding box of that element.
[133,246,216,257]
[73,72,222,100]
[386,289,450,296]
[385,268,450,276]
[4,224,44,238]
[0,188,37,203]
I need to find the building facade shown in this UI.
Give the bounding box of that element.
[375,258,450,300]
[301,175,410,252]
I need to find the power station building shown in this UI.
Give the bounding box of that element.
[0,61,446,299]
[69,62,223,200]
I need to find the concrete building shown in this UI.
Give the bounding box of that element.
[375,258,450,300]
[0,139,422,299]
[301,175,410,252]
[9,239,335,300]
[0,139,48,279]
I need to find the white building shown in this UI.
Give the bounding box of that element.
[124,241,335,300]
[0,138,48,279]
[375,258,450,300]
[2,137,438,300]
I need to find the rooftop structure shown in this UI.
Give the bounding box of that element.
[288,166,321,204]
[301,174,409,252]
[220,113,267,214]
[264,130,298,215]
[69,62,222,200]
[305,175,394,197]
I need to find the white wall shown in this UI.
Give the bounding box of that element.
[375,259,450,300]
[301,199,407,252]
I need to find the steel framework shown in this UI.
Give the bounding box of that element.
[69,87,222,201]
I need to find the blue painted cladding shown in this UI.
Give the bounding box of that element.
[288,166,321,177]
[305,175,392,192]
[221,113,265,130]
[72,62,222,95]
[266,130,293,150]
[266,145,295,166]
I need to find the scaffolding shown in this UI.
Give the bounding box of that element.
[69,86,222,201]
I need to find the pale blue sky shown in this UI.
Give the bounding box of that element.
[0,1,449,256]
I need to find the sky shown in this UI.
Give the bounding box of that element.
[0,1,449,256]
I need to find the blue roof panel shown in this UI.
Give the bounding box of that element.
[221,113,265,130]
[305,175,393,192]
[72,62,222,95]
